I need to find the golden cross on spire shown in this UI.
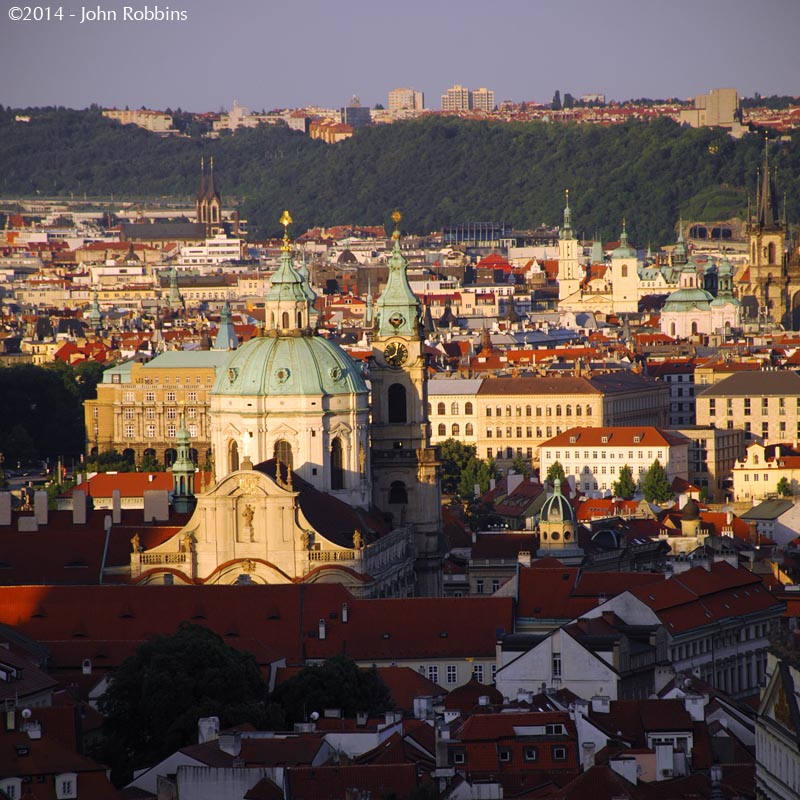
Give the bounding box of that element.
[280,209,293,252]
[391,209,402,241]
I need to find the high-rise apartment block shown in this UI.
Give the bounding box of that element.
[389,87,425,113]
[440,85,495,112]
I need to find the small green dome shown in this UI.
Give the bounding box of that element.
[662,287,714,312]
[212,333,367,397]
[541,479,575,523]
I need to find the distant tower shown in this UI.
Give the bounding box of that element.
[196,157,222,235]
[167,265,184,311]
[213,301,238,350]
[537,478,583,564]
[171,412,197,513]
[610,220,639,314]
[748,139,788,323]
[557,189,582,304]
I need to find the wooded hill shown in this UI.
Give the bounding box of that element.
[1,107,797,245]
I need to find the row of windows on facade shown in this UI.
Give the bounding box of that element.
[125,423,199,439]
[124,390,203,402]
[547,449,665,461]
[129,375,212,386]
[430,403,597,418]
[707,397,795,414]
[119,406,199,421]
[671,623,769,664]
[419,662,497,685]
[740,421,791,436]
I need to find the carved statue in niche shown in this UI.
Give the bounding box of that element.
[353,530,364,550]
[130,533,141,553]
[242,503,254,528]
[180,532,194,553]
[300,530,311,550]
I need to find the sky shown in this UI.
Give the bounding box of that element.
[1,0,799,112]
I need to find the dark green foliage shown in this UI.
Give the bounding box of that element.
[546,460,566,487]
[776,476,792,497]
[641,459,674,504]
[511,453,532,478]
[611,464,637,500]
[99,623,269,783]
[2,110,798,245]
[271,655,393,725]
[85,449,136,473]
[438,439,477,496]
[0,363,85,463]
[458,457,497,502]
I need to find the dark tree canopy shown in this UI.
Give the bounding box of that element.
[271,655,393,725]
[99,623,269,781]
[546,460,566,487]
[641,459,674,504]
[611,464,637,500]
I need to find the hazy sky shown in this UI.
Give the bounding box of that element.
[1,0,799,111]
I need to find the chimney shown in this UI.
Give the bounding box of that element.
[72,490,87,524]
[318,618,326,640]
[341,602,348,623]
[582,741,596,770]
[591,695,610,714]
[112,489,122,524]
[478,695,490,706]
[198,716,220,744]
[601,610,616,625]
[218,730,241,757]
[34,491,48,525]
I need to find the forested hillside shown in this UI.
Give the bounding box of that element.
[1,106,797,245]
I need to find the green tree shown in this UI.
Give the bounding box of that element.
[641,459,674,504]
[511,452,532,479]
[458,456,497,501]
[776,476,792,497]
[271,655,393,726]
[99,623,269,784]
[438,439,477,496]
[139,452,164,472]
[86,449,135,473]
[611,464,637,500]
[546,460,565,487]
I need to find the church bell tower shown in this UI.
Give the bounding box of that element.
[370,211,442,595]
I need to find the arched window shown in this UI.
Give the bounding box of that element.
[768,242,776,264]
[273,439,293,468]
[297,311,303,328]
[566,405,572,416]
[427,403,432,415]
[576,405,582,417]
[438,423,446,436]
[164,448,178,468]
[451,402,459,415]
[389,481,408,504]
[281,311,289,329]
[465,423,474,436]
[437,402,446,415]
[691,321,699,336]
[516,406,522,417]
[621,264,628,277]
[505,405,512,417]
[496,406,502,417]
[189,448,198,464]
[465,402,473,415]
[388,384,407,423]
[586,405,592,417]
[330,437,344,490]
[526,405,532,416]
[556,405,562,417]
[486,407,492,417]
[122,448,136,464]
[536,406,542,417]
[671,322,676,337]
[452,423,460,436]
[228,440,239,472]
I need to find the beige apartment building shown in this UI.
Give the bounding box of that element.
[696,370,800,447]
[85,351,230,466]
[103,108,175,132]
[429,373,669,470]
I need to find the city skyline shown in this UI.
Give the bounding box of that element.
[1,0,799,112]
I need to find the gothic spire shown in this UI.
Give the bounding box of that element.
[264,210,311,333]
[560,189,573,240]
[757,137,778,230]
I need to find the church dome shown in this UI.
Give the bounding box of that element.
[681,497,700,521]
[662,286,714,312]
[211,333,367,398]
[541,479,576,524]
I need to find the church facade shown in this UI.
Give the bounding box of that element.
[131,212,442,596]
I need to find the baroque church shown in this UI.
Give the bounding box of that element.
[131,212,443,597]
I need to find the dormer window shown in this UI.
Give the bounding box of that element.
[601,435,609,444]
[633,435,641,443]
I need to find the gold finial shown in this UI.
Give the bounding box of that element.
[391,209,402,241]
[565,188,569,203]
[280,209,293,252]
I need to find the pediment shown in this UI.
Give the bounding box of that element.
[213,469,287,498]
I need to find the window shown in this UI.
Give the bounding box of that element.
[727,398,733,416]
[492,579,500,593]
[553,746,567,761]
[487,448,493,459]
[451,402,459,415]
[505,405,512,417]
[447,664,457,684]
[146,424,156,438]
[389,481,408,504]
[452,423,460,436]
[516,427,522,438]
[438,424,446,436]
[145,391,155,403]
[762,422,769,437]
[187,391,197,403]
[552,652,562,678]
[427,665,439,684]
[762,397,769,413]
[437,402,446,415]
[166,407,177,420]
[465,423,474,436]
[498,748,512,763]
[473,664,484,682]
[388,384,407,423]
[166,424,176,438]
[709,399,716,416]
[486,407,492,417]
[330,438,344,490]
[187,407,197,419]
[744,398,751,416]
[476,579,484,594]
[166,391,176,402]
[145,407,156,420]
[123,391,134,402]
[524,746,539,762]
[124,408,134,420]
[525,405,532,416]
[452,750,466,765]
[124,424,135,438]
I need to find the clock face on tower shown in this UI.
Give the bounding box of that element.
[383,341,408,367]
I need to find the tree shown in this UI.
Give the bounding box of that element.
[439,439,477,496]
[641,459,674,504]
[776,476,792,497]
[611,464,636,500]
[563,92,575,109]
[99,623,269,783]
[546,460,565,487]
[511,452,532,479]
[271,655,392,725]
[458,456,497,501]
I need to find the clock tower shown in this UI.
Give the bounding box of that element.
[371,212,442,595]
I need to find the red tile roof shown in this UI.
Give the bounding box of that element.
[285,763,419,800]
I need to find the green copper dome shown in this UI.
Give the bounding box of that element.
[541,479,575,523]
[211,333,368,397]
[662,286,714,312]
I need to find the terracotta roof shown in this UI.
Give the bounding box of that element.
[541,426,685,449]
[285,763,419,800]
[444,676,503,711]
[478,376,602,397]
